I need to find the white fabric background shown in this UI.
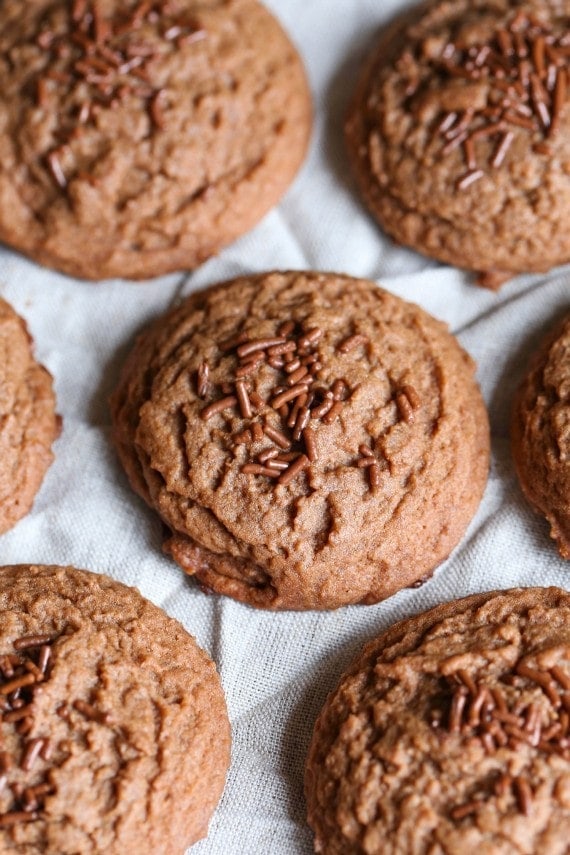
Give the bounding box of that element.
[1,1,569,852]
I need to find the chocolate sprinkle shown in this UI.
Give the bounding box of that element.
[21,739,45,773]
[241,463,280,477]
[263,424,291,450]
[302,428,318,462]
[0,674,36,696]
[13,636,54,652]
[0,811,39,826]
[322,401,343,425]
[514,776,533,816]
[200,396,238,421]
[369,463,382,493]
[235,380,252,419]
[196,362,210,398]
[278,454,310,487]
[337,334,369,354]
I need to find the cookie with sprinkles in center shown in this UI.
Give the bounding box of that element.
[0,0,311,280]
[110,270,490,610]
[306,587,570,854]
[0,564,230,853]
[346,1,570,288]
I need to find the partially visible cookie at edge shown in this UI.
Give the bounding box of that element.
[512,313,570,558]
[0,0,311,280]
[306,587,570,854]
[345,0,570,287]
[110,270,490,610]
[0,564,230,854]
[0,298,58,535]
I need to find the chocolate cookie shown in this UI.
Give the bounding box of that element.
[0,564,230,853]
[346,1,570,288]
[0,0,311,281]
[512,314,570,559]
[306,587,570,854]
[110,271,490,610]
[0,298,58,535]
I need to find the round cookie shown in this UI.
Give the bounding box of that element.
[110,270,490,610]
[512,314,570,558]
[0,564,230,853]
[0,298,58,535]
[306,587,570,855]
[0,0,311,281]
[346,1,570,288]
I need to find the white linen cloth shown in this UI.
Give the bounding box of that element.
[1,1,569,852]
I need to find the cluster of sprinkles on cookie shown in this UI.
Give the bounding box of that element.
[0,635,57,828]
[34,0,206,190]
[0,631,113,829]
[437,658,570,819]
[195,319,422,495]
[430,9,569,193]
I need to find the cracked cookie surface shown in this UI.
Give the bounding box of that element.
[0,0,311,280]
[110,270,490,610]
[0,564,230,854]
[0,298,58,535]
[512,314,570,558]
[306,587,570,855]
[346,0,570,286]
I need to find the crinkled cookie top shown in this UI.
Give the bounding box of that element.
[512,313,570,557]
[0,298,58,534]
[111,271,489,610]
[0,564,230,854]
[0,0,311,279]
[346,0,570,284]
